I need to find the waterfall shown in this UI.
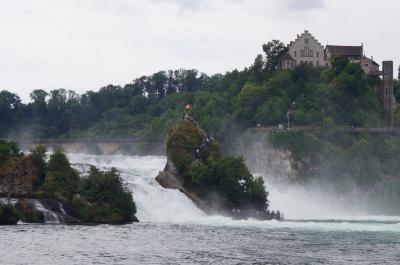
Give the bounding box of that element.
[30,200,64,224]
[69,154,206,223]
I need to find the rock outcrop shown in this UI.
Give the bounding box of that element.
[156,118,283,221]
[0,157,38,197]
[156,159,210,213]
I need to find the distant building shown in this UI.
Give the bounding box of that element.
[325,45,363,64]
[281,30,326,70]
[361,56,380,76]
[281,31,380,75]
[279,30,395,126]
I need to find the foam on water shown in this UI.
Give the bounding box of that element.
[68,154,400,233]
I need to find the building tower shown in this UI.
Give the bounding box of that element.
[382,61,394,127]
[398,64,400,79]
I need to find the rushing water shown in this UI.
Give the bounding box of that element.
[0,154,399,264]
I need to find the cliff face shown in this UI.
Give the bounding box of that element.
[244,141,295,183]
[0,157,38,197]
[156,159,210,213]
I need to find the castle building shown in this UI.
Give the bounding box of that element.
[281,30,395,126]
[325,45,363,64]
[361,56,380,76]
[282,30,380,75]
[281,30,326,70]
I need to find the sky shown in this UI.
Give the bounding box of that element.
[0,0,399,102]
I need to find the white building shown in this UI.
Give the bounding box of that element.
[281,30,381,76]
[281,30,326,70]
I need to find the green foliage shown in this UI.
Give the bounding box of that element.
[42,149,80,197]
[331,56,350,76]
[29,145,47,185]
[166,120,203,175]
[0,140,20,165]
[167,121,268,211]
[346,138,383,186]
[214,157,267,209]
[262,40,288,73]
[80,166,136,223]
[0,140,137,224]
[0,204,19,225]
[0,40,390,155]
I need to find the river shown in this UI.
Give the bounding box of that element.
[0,154,399,264]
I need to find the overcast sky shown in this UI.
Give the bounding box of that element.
[1,0,399,102]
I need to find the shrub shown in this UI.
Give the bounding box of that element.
[82,166,136,222]
[0,204,19,225]
[42,149,79,197]
[166,120,203,175]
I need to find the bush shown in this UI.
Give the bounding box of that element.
[42,149,79,197]
[0,140,20,166]
[166,120,203,175]
[0,204,19,225]
[81,166,137,223]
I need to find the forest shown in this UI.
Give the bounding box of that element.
[1,41,399,147]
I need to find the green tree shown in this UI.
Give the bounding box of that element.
[262,40,288,73]
[82,166,136,222]
[44,149,79,197]
[29,145,47,186]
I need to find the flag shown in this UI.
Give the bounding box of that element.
[185,104,192,110]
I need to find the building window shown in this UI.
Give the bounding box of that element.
[316,52,319,58]
[317,61,319,66]
[309,50,313,57]
[291,62,294,68]
[294,51,297,57]
[300,50,305,57]
[305,38,309,44]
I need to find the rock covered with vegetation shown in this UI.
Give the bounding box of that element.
[157,119,278,219]
[0,140,137,225]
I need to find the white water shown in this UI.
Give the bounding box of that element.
[67,154,400,233]
[0,198,65,224]
[69,154,206,223]
[31,200,64,224]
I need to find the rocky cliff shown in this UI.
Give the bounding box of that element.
[156,159,210,213]
[156,118,282,220]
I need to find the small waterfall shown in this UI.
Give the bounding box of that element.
[31,200,65,224]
